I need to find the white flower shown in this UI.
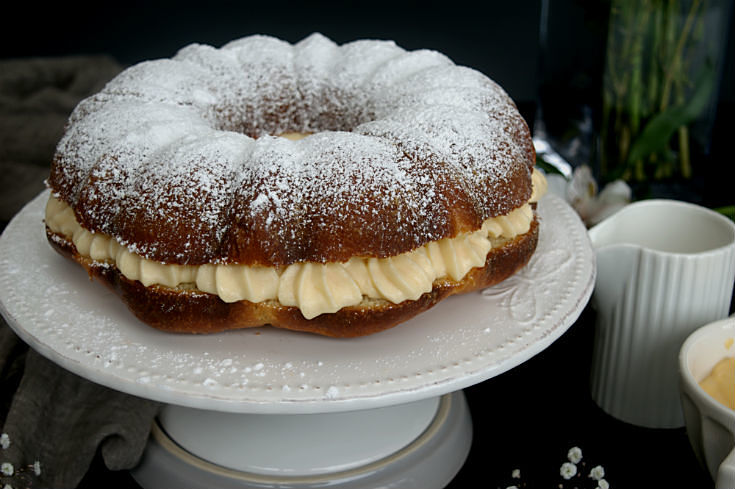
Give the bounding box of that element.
[560,461,577,479]
[33,460,42,476]
[546,165,631,227]
[3,484,12,489]
[597,479,610,489]
[567,446,583,464]
[589,465,605,480]
[0,462,13,476]
[0,434,9,450]
[586,179,631,226]
[506,486,519,489]
[512,468,521,479]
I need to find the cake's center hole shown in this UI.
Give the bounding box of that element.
[277,132,312,141]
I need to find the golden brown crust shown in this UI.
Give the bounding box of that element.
[48,152,533,268]
[45,218,538,337]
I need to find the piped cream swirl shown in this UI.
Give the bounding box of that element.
[45,170,545,319]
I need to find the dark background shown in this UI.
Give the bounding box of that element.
[2,0,543,120]
[2,1,733,488]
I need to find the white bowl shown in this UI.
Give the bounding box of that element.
[679,316,735,488]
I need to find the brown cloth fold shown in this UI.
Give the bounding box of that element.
[0,55,162,488]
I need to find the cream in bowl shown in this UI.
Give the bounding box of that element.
[699,354,735,410]
[679,316,735,488]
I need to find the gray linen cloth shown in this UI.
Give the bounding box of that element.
[0,56,162,488]
[0,55,121,221]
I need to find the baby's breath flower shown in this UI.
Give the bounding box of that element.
[560,461,577,480]
[567,446,583,464]
[511,468,521,479]
[0,434,9,450]
[0,462,13,476]
[589,465,605,480]
[597,479,610,489]
[33,460,42,476]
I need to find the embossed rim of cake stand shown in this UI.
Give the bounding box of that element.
[0,191,595,414]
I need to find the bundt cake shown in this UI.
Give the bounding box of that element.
[44,33,547,337]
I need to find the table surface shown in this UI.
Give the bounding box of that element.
[73,304,714,489]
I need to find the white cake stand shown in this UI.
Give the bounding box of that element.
[0,191,595,488]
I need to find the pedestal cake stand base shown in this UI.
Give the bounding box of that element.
[132,392,470,489]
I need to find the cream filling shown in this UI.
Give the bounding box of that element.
[45,170,546,319]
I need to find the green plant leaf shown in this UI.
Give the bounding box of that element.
[626,63,716,166]
[714,205,735,222]
[535,156,567,178]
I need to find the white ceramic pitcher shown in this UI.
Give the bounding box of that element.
[588,199,735,428]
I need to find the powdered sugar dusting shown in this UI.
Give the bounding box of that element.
[47,33,534,266]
